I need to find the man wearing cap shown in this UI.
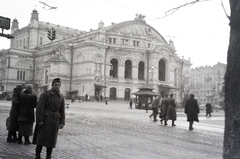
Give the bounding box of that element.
[18,84,37,144]
[33,78,65,159]
[7,84,23,142]
[185,94,200,130]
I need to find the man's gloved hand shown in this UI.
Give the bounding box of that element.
[38,122,43,127]
[59,124,64,129]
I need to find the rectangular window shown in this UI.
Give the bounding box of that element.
[109,38,112,44]
[148,43,151,48]
[1,86,4,91]
[113,38,116,44]
[40,37,43,45]
[108,38,116,44]
[133,40,139,47]
[121,39,128,45]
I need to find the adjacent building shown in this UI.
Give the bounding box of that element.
[0,10,191,102]
[190,62,226,106]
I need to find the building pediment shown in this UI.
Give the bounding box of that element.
[45,54,69,64]
[106,20,167,43]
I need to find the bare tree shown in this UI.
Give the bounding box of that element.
[162,0,239,158]
[223,1,240,158]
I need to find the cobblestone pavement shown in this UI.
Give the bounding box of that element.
[0,100,224,159]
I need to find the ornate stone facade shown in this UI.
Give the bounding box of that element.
[0,10,191,101]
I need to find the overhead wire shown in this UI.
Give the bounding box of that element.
[0,0,229,41]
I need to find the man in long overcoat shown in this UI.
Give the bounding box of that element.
[33,78,65,159]
[205,102,212,117]
[7,84,23,142]
[18,84,37,144]
[160,94,169,125]
[167,94,177,126]
[184,94,200,130]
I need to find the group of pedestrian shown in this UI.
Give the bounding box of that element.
[7,84,37,144]
[149,93,200,131]
[6,78,65,159]
[150,94,177,126]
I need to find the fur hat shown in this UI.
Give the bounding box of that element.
[16,84,23,90]
[25,84,33,89]
[52,78,61,86]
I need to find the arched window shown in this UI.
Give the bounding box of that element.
[158,59,165,81]
[138,61,144,80]
[17,70,20,80]
[45,70,48,84]
[124,88,131,101]
[23,71,25,80]
[20,71,22,80]
[124,60,132,79]
[110,59,118,78]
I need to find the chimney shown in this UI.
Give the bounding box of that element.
[11,18,19,34]
[30,9,39,23]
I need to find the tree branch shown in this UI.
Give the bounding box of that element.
[156,0,210,19]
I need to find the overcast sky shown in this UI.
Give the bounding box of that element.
[0,0,230,68]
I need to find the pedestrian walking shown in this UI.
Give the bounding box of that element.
[166,94,177,126]
[184,94,200,130]
[85,93,88,102]
[104,97,108,105]
[145,100,149,113]
[160,94,169,125]
[149,96,160,122]
[17,84,37,144]
[100,95,103,102]
[129,100,132,109]
[7,84,23,142]
[205,102,212,117]
[33,78,65,159]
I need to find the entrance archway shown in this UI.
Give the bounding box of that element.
[124,88,131,101]
[110,87,116,100]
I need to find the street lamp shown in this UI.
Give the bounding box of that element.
[149,66,156,84]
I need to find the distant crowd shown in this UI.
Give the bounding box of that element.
[141,93,212,130]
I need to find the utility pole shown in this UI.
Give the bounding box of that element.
[68,43,74,99]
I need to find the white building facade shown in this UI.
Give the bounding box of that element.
[0,10,191,102]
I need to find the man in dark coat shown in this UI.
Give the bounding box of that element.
[167,94,177,126]
[33,78,65,159]
[205,102,212,117]
[149,96,160,122]
[160,94,169,125]
[18,84,37,144]
[185,94,200,130]
[7,84,23,142]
